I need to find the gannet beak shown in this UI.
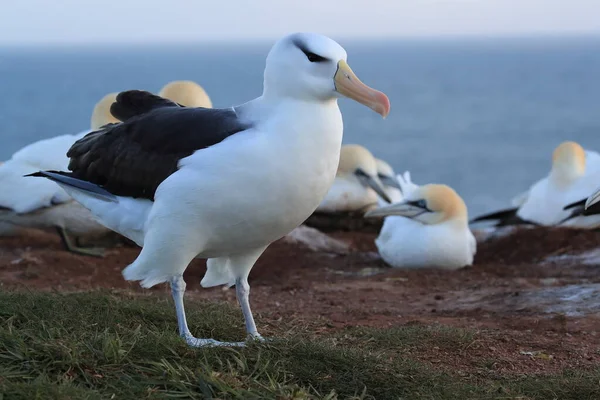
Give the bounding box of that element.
[378,174,402,192]
[585,188,600,210]
[364,200,427,219]
[354,168,391,203]
[334,60,390,118]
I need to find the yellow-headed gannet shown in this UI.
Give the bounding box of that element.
[366,184,476,269]
[471,141,600,229]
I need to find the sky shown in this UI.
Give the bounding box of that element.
[2,0,600,44]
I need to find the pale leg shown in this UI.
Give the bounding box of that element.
[235,277,263,340]
[170,275,245,347]
[227,246,268,341]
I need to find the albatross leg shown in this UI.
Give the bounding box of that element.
[229,246,268,342]
[235,276,264,341]
[170,275,245,347]
[55,226,105,257]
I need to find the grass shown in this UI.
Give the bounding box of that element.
[0,291,598,399]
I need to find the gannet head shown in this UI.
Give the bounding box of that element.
[159,80,212,108]
[90,92,120,130]
[263,33,390,117]
[375,158,401,192]
[551,141,586,184]
[338,145,391,203]
[365,184,468,225]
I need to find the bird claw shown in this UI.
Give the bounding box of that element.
[183,334,246,348]
[247,333,273,343]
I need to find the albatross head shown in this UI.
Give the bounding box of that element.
[90,92,120,130]
[263,32,390,117]
[551,141,586,184]
[338,145,391,203]
[159,80,212,108]
[365,184,468,225]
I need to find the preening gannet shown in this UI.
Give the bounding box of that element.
[366,184,476,269]
[375,158,402,206]
[471,141,600,229]
[31,32,390,347]
[0,93,119,256]
[158,80,213,108]
[317,144,391,213]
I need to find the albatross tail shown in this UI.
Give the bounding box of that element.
[27,171,150,246]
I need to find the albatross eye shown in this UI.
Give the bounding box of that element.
[305,52,328,63]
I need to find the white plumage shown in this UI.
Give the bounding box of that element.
[0,93,119,253]
[516,142,600,228]
[38,32,390,347]
[366,176,476,270]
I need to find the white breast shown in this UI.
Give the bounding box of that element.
[375,217,475,270]
[150,99,344,257]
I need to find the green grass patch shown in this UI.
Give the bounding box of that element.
[0,291,598,399]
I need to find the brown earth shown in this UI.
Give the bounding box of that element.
[1,226,600,375]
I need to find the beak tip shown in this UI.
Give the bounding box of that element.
[377,93,391,118]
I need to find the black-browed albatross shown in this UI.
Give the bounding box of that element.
[30,32,391,347]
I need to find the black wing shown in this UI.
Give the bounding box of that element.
[66,90,251,200]
[585,200,600,216]
[559,197,600,224]
[110,90,181,121]
[469,207,538,227]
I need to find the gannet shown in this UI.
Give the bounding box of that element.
[159,80,213,108]
[31,32,390,347]
[470,141,600,229]
[375,158,402,206]
[366,184,476,270]
[317,144,391,213]
[0,93,119,255]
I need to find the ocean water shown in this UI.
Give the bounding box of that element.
[1,37,600,216]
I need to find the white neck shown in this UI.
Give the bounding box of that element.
[550,163,584,187]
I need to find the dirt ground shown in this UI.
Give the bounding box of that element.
[1,225,600,375]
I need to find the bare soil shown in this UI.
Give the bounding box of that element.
[1,226,600,375]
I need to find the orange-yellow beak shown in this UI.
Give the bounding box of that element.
[334,60,390,118]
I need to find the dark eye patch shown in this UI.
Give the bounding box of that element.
[408,199,429,210]
[304,51,328,63]
[292,38,328,63]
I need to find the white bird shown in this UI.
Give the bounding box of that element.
[374,158,402,206]
[31,32,390,347]
[159,80,213,108]
[366,183,476,270]
[0,93,120,255]
[471,141,600,229]
[317,144,391,213]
